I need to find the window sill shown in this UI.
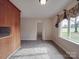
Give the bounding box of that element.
[59,36,79,45]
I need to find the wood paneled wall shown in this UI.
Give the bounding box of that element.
[0,0,21,59]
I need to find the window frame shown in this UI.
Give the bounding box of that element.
[59,16,79,43]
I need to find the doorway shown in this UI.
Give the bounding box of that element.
[37,23,43,40]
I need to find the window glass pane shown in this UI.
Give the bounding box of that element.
[60,19,68,38]
[70,18,75,32]
[77,16,79,32]
[70,17,79,43]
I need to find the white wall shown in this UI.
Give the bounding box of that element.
[21,18,37,40]
[21,18,53,40]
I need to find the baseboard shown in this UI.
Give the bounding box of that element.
[7,47,21,59]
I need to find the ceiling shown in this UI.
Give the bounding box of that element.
[10,0,73,18]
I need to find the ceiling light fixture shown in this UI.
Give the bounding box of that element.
[39,0,47,5]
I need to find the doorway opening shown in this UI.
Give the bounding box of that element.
[37,23,43,40]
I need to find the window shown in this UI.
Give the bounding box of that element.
[60,16,79,43]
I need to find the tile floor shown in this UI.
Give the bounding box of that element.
[9,40,71,59]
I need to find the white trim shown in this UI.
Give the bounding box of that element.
[59,37,79,45]
[7,47,20,59]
